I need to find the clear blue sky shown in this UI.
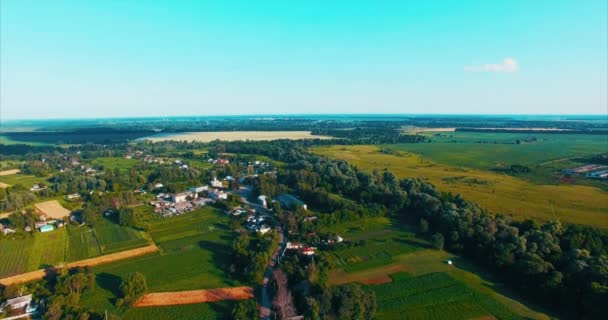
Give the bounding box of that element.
[1,0,606,119]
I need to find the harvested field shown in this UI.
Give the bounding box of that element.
[134,286,254,307]
[34,200,71,219]
[0,169,20,176]
[0,244,158,286]
[141,131,333,142]
[0,182,9,188]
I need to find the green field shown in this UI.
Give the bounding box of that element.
[81,207,239,315]
[0,237,35,277]
[0,229,68,277]
[94,218,149,254]
[92,157,139,170]
[0,173,51,188]
[314,145,608,228]
[123,302,234,320]
[372,272,522,320]
[67,226,102,261]
[0,160,22,170]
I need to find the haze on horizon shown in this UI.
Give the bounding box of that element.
[1,1,607,120]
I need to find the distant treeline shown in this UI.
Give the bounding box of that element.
[4,128,157,144]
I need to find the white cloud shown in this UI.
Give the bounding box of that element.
[464,58,519,73]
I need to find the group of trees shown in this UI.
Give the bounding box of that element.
[231,231,280,284]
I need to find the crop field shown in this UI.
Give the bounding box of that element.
[27,228,68,270]
[92,157,139,170]
[67,226,102,261]
[314,145,608,228]
[141,131,333,142]
[0,173,50,188]
[0,161,22,171]
[80,207,239,315]
[123,302,234,320]
[390,132,608,171]
[372,272,522,320]
[0,237,35,277]
[94,218,149,254]
[34,200,71,219]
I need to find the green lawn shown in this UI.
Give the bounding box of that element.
[81,207,240,316]
[0,229,69,278]
[67,226,102,261]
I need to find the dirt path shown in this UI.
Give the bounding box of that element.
[260,226,286,319]
[0,244,158,286]
[134,286,254,307]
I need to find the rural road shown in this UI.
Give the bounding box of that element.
[259,226,286,319]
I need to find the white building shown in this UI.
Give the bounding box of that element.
[189,185,209,193]
[257,195,268,208]
[0,294,34,313]
[172,192,189,203]
[209,190,228,200]
[211,177,223,188]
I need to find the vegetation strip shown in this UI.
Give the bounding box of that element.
[133,286,254,307]
[0,244,158,286]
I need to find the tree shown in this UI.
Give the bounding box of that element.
[116,272,147,307]
[231,299,259,320]
[419,218,429,234]
[431,233,444,250]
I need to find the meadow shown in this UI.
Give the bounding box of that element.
[94,218,149,254]
[123,302,234,320]
[141,131,333,142]
[313,145,608,228]
[80,207,240,315]
[92,157,139,170]
[372,272,522,320]
[0,172,51,188]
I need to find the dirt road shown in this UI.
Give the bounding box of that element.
[134,286,254,307]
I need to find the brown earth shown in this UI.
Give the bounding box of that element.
[0,169,20,176]
[0,244,158,286]
[134,286,254,307]
[34,200,71,219]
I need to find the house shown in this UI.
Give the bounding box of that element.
[300,246,315,256]
[34,221,47,229]
[224,175,235,181]
[172,192,190,203]
[258,225,271,234]
[286,242,303,250]
[40,224,55,233]
[586,170,608,179]
[189,185,209,193]
[209,190,228,200]
[66,193,80,199]
[153,183,164,189]
[257,195,268,208]
[276,194,307,211]
[217,159,230,165]
[1,227,16,236]
[30,184,47,192]
[0,294,35,314]
[211,177,223,188]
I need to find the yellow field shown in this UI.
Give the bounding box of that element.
[34,200,71,219]
[313,145,608,228]
[0,169,20,176]
[141,131,333,142]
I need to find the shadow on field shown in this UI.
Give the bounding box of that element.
[210,300,236,318]
[96,272,123,304]
[198,240,240,285]
[394,237,432,249]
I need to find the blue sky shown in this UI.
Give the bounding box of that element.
[1,1,606,119]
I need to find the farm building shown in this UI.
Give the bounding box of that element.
[66,193,80,199]
[563,164,606,174]
[276,194,307,211]
[209,189,228,200]
[257,195,268,208]
[300,246,315,256]
[39,224,55,233]
[172,192,192,203]
[0,294,37,314]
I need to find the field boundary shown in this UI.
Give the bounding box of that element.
[0,244,158,286]
[133,286,254,307]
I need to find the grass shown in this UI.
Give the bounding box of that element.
[0,237,35,277]
[0,160,22,170]
[93,218,149,254]
[372,272,522,320]
[313,145,608,228]
[80,207,239,315]
[26,228,69,270]
[67,226,102,261]
[0,173,51,188]
[123,302,234,320]
[92,157,139,170]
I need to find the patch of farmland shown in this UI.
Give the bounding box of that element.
[123,302,234,320]
[67,227,102,261]
[34,200,71,219]
[313,145,608,228]
[27,228,68,270]
[0,169,20,176]
[94,219,148,254]
[372,272,522,320]
[92,157,139,170]
[0,173,49,188]
[141,131,333,142]
[0,237,35,277]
